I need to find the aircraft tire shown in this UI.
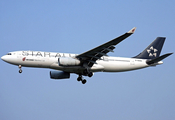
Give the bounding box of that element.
[82,79,87,84]
[88,72,93,77]
[19,69,22,73]
[77,76,82,81]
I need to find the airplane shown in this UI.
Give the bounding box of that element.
[1,27,173,84]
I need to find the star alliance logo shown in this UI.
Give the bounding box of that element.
[147,46,158,57]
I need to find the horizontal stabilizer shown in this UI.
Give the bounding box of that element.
[146,53,173,65]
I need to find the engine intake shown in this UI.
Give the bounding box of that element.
[58,57,80,66]
[50,71,70,79]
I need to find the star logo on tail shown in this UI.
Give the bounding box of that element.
[147,46,158,57]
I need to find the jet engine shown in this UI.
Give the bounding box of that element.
[58,57,80,66]
[50,71,70,79]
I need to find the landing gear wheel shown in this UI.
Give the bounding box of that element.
[77,75,87,84]
[18,65,22,73]
[88,72,93,77]
[77,76,82,81]
[19,69,22,73]
[83,69,93,77]
[82,79,87,84]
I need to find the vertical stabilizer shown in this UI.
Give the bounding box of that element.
[134,37,165,59]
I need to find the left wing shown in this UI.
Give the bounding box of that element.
[76,27,136,67]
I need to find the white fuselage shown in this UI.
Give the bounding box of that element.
[1,51,160,74]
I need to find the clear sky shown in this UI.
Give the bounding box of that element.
[0,1,175,120]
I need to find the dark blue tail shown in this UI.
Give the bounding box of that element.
[134,37,165,59]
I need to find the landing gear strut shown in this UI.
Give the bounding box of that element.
[19,65,22,73]
[77,75,87,84]
[83,69,93,77]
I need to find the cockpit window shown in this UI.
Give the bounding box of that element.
[7,53,12,55]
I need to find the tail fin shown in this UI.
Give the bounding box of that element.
[134,37,165,59]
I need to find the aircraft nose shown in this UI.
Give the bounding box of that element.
[1,55,7,62]
[1,55,5,61]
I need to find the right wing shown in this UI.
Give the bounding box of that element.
[76,27,136,67]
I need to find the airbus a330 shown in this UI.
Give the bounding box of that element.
[1,27,173,84]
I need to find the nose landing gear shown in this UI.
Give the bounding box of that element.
[77,75,87,84]
[18,65,22,73]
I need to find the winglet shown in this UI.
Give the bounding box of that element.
[127,27,136,34]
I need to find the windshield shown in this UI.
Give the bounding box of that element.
[7,53,12,55]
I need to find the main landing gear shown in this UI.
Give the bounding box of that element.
[83,69,93,77]
[77,75,87,84]
[18,65,22,73]
[77,69,93,84]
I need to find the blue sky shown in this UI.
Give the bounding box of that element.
[0,1,175,120]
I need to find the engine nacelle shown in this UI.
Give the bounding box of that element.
[50,71,70,79]
[58,57,80,66]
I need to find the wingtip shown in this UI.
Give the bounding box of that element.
[127,27,136,34]
[169,52,173,55]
